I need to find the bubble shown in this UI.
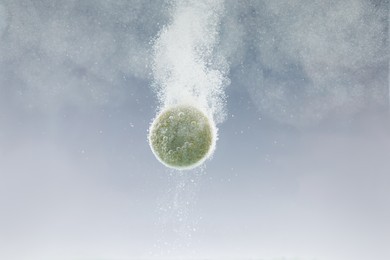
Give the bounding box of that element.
[149,0,227,169]
[148,105,215,170]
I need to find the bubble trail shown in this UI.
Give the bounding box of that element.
[149,0,229,169]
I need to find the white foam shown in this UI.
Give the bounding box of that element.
[152,0,229,124]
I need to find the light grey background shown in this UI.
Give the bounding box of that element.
[0,1,389,260]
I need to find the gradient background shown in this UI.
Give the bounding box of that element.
[0,1,389,260]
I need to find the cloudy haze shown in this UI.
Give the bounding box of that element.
[0,0,389,260]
